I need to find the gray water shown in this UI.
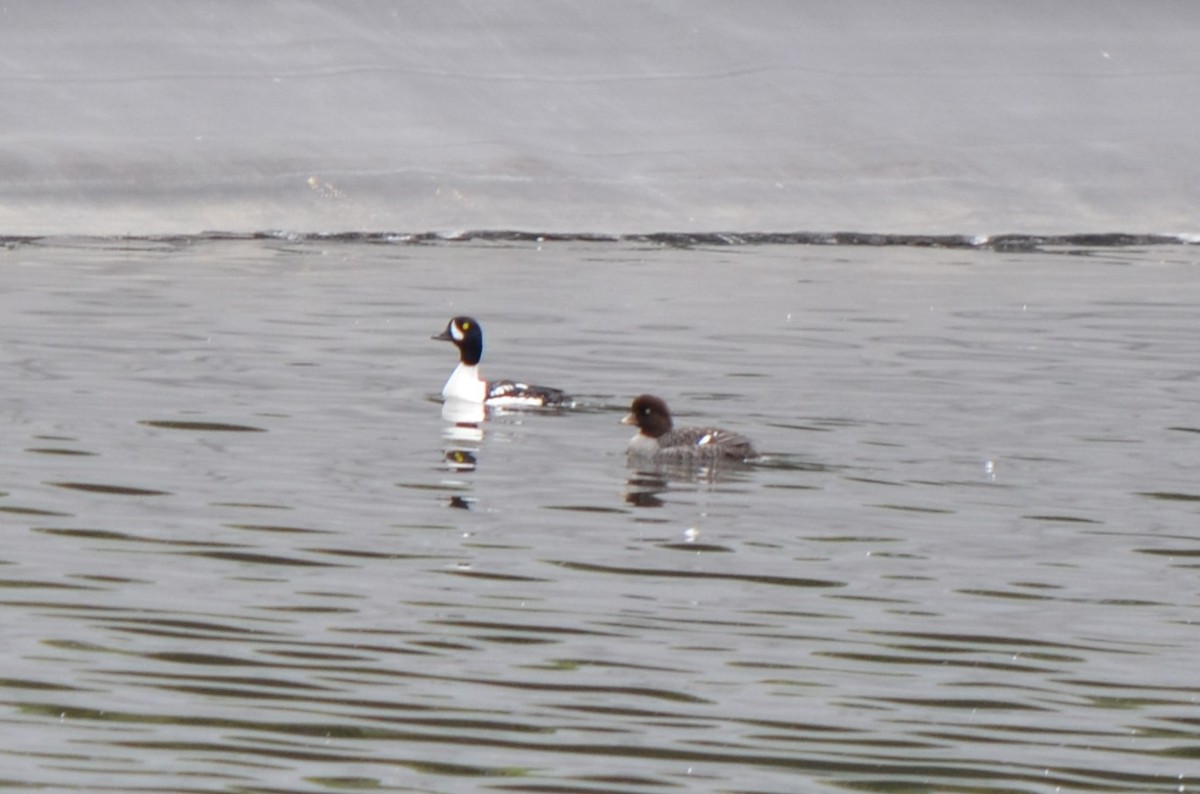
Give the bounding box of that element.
[2,236,1198,792]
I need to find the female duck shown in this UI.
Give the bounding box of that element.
[622,394,757,462]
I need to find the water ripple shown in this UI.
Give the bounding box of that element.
[3,239,1198,792]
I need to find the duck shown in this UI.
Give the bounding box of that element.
[433,316,567,408]
[622,394,758,462]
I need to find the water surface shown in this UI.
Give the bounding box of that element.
[2,237,1199,792]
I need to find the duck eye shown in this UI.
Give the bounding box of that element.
[462,322,471,330]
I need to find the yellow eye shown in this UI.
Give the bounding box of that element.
[462,322,471,330]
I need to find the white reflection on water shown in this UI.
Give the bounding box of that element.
[1,238,1199,792]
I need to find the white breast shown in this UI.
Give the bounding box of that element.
[442,363,487,403]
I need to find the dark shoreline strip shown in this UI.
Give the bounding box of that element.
[3,230,1192,251]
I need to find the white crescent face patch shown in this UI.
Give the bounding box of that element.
[450,321,465,342]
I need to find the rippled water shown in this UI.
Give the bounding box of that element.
[2,237,1199,792]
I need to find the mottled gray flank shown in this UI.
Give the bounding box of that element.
[1,1,1198,236]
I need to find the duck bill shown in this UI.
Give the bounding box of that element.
[432,329,453,341]
[620,412,635,426]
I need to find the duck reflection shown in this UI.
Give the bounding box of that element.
[623,458,757,508]
[624,470,669,507]
[440,398,483,508]
[444,449,477,472]
[442,397,485,429]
